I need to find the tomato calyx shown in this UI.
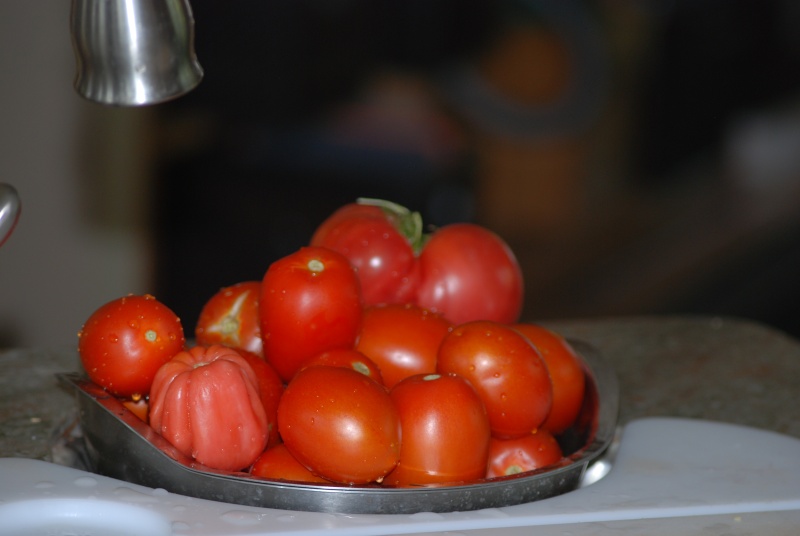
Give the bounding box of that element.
[356,197,426,253]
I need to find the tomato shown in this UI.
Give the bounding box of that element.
[355,303,452,388]
[237,349,285,449]
[148,345,269,472]
[415,223,523,325]
[384,373,490,486]
[122,399,149,423]
[436,321,552,438]
[78,294,185,398]
[250,444,330,484]
[260,246,363,382]
[513,323,586,435]
[195,281,263,357]
[310,200,423,306]
[486,429,563,479]
[277,365,400,485]
[301,348,384,385]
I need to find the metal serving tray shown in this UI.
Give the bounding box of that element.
[57,339,618,515]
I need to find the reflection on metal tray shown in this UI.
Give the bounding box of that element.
[57,339,618,515]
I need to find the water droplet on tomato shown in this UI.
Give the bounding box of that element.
[109,334,119,343]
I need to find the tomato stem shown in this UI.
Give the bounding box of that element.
[357,197,426,253]
[307,259,325,273]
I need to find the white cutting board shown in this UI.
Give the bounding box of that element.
[0,417,798,536]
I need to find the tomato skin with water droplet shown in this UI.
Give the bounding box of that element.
[196,281,263,357]
[385,373,491,486]
[277,366,400,485]
[78,294,185,398]
[436,321,553,439]
[260,247,363,383]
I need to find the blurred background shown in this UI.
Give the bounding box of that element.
[4,0,800,349]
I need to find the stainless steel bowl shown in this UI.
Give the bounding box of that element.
[58,339,618,514]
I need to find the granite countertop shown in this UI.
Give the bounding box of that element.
[1,315,799,463]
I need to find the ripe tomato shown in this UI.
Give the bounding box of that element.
[385,373,491,487]
[436,321,553,439]
[310,200,422,306]
[78,294,185,398]
[301,348,384,385]
[415,223,523,325]
[237,349,285,449]
[149,345,269,472]
[122,399,149,423]
[277,365,400,485]
[513,323,586,435]
[195,281,263,357]
[260,246,363,382]
[355,303,453,388]
[250,444,330,484]
[486,429,563,479]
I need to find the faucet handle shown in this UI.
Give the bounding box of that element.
[71,0,203,106]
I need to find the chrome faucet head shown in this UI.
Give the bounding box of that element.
[70,0,203,106]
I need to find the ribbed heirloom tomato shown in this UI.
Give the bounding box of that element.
[277,365,401,485]
[437,321,553,439]
[78,294,185,399]
[148,345,269,472]
[260,246,363,382]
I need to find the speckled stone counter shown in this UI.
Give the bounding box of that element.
[1,315,799,462]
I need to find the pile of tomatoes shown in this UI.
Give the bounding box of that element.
[77,199,586,487]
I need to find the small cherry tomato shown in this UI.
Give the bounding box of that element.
[301,348,384,385]
[278,365,400,485]
[250,444,330,484]
[385,373,490,487]
[237,349,285,449]
[148,345,269,472]
[415,223,524,325]
[260,246,363,382]
[437,321,553,438]
[310,200,423,306]
[78,294,185,398]
[355,303,452,388]
[486,429,563,479]
[195,281,263,357]
[513,323,586,435]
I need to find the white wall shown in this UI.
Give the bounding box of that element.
[0,1,150,349]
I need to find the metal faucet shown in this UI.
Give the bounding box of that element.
[70,0,203,106]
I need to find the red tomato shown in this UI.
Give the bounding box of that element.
[436,321,553,439]
[355,303,453,388]
[260,246,363,382]
[310,200,422,306]
[277,365,400,485]
[78,294,185,398]
[149,345,269,472]
[513,323,586,435]
[237,349,285,449]
[486,430,563,479]
[385,373,491,487]
[415,223,523,325]
[195,281,263,357]
[122,399,149,423]
[301,348,384,385]
[250,444,330,484]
